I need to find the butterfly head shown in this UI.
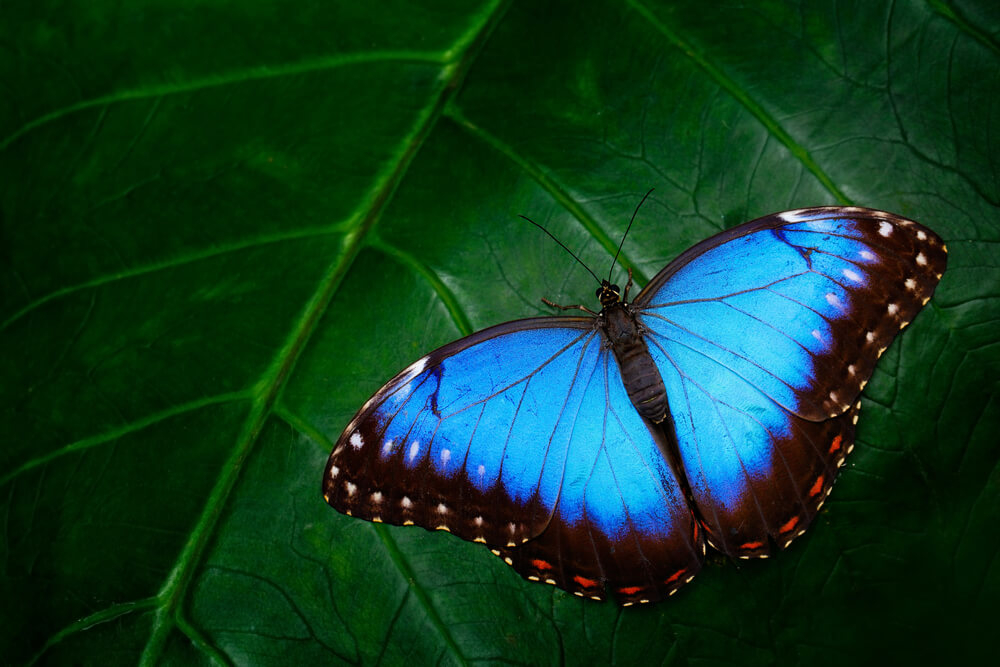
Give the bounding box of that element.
[596,280,622,307]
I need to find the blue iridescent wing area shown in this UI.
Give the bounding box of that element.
[322,319,704,604]
[633,207,947,557]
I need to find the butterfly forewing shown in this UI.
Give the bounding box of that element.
[324,319,592,547]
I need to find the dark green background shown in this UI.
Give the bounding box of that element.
[2,0,997,664]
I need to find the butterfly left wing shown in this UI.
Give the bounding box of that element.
[633,207,946,557]
[323,318,703,603]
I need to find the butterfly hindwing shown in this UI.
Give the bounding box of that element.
[647,333,858,556]
[634,207,946,556]
[500,352,703,604]
[323,317,703,602]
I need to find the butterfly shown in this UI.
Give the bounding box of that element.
[322,205,946,605]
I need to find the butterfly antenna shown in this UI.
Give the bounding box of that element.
[519,214,602,285]
[608,188,654,282]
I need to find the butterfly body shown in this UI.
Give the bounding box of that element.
[595,281,670,423]
[323,206,946,605]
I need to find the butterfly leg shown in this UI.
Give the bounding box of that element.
[622,268,634,302]
[541,297,598,315]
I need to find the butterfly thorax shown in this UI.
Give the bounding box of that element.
[597,281,669,424]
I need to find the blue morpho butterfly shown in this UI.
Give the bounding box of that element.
[322,197,946,605]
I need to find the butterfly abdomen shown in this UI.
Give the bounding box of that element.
[601,303,668,422]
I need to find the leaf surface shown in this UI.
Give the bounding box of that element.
[2,0,998,664]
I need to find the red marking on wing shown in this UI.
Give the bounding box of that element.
[664,568,687,585]
[779,515,800,534]
[738,540,765,550]
[617,586,644,596]
[530,559,553,571]
[809,475,825,498]
[573,575,599,589]
[829,434,843,454]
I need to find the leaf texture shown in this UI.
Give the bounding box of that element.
[1,0,998,664]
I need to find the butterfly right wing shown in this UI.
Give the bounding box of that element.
[323,317,703,603]
[632,208,945,557]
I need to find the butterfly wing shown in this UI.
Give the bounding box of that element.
[323,318,703,603]
[632,207,947,556]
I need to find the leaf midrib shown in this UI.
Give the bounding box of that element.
[20,0,893,659]
[137,2,509,664]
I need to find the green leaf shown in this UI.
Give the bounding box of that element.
[2,0,998,664]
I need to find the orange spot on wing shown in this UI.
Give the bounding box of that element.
[739,540,765,551]
[664,568,687,585]
[617,586,644,596]
[531,559,553,571]
[809,475,825,497]
[573,575,599,589]
[829,435,843,455]
[779,515,800,534]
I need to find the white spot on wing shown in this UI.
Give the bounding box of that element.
[382,439,394,456]
[887,303,899,315]
[866,331,875,343]
[917,230,927,241]
[477,464,486,477]
[350,431,364,450]
[401,496,412,508]
[402,356,428,382]
[328,464,340,478]
[905,278,917,291]
[916,252,927,266]
[825,293,842,308]
[345,482,357,496]
[437,503,448,514]
[879,221,892,237]
[860,250,875,261]
[777,209,811,223]
[843,268,862,283]
[408,441,420,462]
[812,329,823,343]
[440,449,451,466]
